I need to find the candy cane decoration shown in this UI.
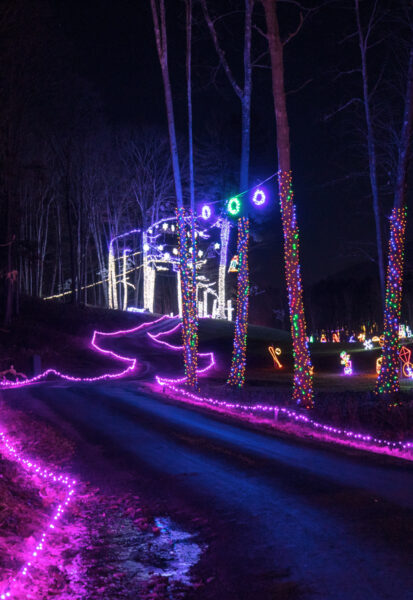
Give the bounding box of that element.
[268,345,283,369]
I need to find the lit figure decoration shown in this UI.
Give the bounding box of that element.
[228,254,239,273]
[320,334,327,343]
[376,206,407,396]
[252,188,266,206]
[332,332,340,343]
[399,346,413,378]
[278,171,313,408]
[349,335,355,343]
[227,197,241,217]
[268,345,283,369]
[176,206,198,388]
[340,351,352,375]
[201,204,212,220]
[376,356,383,375]
[364,339,373,350]
[357,332,366,342]
[227,217,249,387]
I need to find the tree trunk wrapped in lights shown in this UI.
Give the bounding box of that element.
[227,216,249,386]
[176,207,199,387]
[278,171,313,406]
[151,0,198,388]
[262,0,313,408]
[375,42,413,399]
[375,207,407,396]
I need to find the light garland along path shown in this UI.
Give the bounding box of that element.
[0,429,76,598]
[150,322,413,462]
[0,314,169,389]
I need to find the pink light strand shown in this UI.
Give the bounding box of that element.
[156,379,413,457]
[0,430,77,598]
[0,315,169,389]
[148,322,215,384]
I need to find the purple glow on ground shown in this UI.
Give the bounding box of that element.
[0,430,77,598]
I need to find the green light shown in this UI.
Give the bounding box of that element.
[227,197,241,216]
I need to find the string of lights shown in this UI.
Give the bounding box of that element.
[278,171,313,408]
[227,216,249,387]
[0,430,76,598]
[176,207,198,388]
[0,315,169,389]
[375,206,407,397]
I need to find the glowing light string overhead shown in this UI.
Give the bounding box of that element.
[278,171,313,408]
[227,216,249,387]
[375,206,407,396]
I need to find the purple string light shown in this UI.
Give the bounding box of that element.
[0,315,169,389]
[0,430,77,598]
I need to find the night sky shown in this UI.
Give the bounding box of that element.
[52,0,411,286]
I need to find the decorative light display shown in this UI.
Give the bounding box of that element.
[375,206,407,396]
[218,219,230,319]
[363,339,373,350]
[227,217,249,387]
[252,188,266,206]
[340,351,352,375]
[152,317,412,458]
[278,171,313,407]
[357,332,366,342]
[227,197,241,217]
[349,335,355,343]
[332,332,340,343]
[320,334,326,343]
[0,315,169,389]
[0,430,76,598]
[228,254,239,273]
[155,377,413,457]
[376,356,383,375]
[399,345,413,378]
[201,204,212,220]
[268,345,283,369]
[176,207,198,388]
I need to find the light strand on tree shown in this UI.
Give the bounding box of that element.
[278,171,313,408]
[176,207,198,387]
[375,206,407,397]
[227,216,249,387]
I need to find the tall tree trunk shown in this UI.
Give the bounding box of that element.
[151,0,198,387]
[355,0,385,306]
[262,0,313,408]
[375,41,413,398]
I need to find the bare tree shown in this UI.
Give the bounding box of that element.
[150,0,199,387]
[261,0,313,407]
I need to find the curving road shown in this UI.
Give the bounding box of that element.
[4,380,413,600]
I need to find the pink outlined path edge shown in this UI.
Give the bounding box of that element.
[0,314,169,389]
[148,322,413,461]
[0,428,76,598]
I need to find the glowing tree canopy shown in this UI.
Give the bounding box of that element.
[375,206,407,396]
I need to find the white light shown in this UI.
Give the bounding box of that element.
[201,204,212,220]
[143,243,150,252]
[198,250,203,257]
[173,248,179,255]
[171,225,175,232]
[214,243,220,250]
[164,252,171,260]
[157,245,164,251]
[162,223,168,230]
